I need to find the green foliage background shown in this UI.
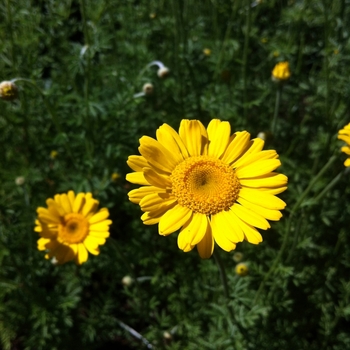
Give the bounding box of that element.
[1,0,350,349]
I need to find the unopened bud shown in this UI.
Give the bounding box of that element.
[122,275,134,287]
[142,83,154,95]
[15,176,25,186]
[163,331,172,340]
[0,81,18,101]
[233,252,243,263]
[235,262,249,276]
[157,67,170,79]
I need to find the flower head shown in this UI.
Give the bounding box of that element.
[15,176,25,186]
[272,62,291,82]
[338,123,350,167]
[111,172,121,182]
[235,262,249,276]
[50,150,58,159]
[35,191,112,264]
[126,119,287,258]
[0,81,18,101]
[142,83,154,95]
[203,48,211,56]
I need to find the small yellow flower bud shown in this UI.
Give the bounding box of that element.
[142,83,154,95]
[235,262,249,276]
[163,331,172,340]
[261,38,268,44]
[50,150,58,159]
[272,61,291,82]
[122,275,134,287]
[257,132,266,141]
[0,81,18,101]
[203,48,211,56]
[15,176,25,186]
[157,67,170,78]
[233,252,243,263]
[111,172,120,182]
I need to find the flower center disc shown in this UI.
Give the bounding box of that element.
[171,156,241,215]
[58,213,89,244]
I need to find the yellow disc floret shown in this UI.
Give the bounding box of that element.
[58,213,89,244]
[171,156,241,215]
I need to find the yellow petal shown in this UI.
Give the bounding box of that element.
[196,223,214,258]
[37,207,60,224]
[208,120,231,158]
[156,124,187,164]
[76,243,88,264]
[143,167,171,188]
[90,230,110,238]
[237,196,283,221]
[239,173,288,188]
[179,120,207,156]
[127,155,149,172]
[159,205,193,235]
[141,203,177,225]
[156,123,189,159]
[236,159,281,178]
[239,187,286,210]
[128,186,164,204]
[213,210,244,242]
[234,150,278,169]
[89,208,110,224]
[211,214,237,251]
[140,193,176,212]
[230,203,270,230]
[89,220,112,231]
[126,172,150,185]
[37,237,51,250]
[139,136,179,173]
[221,131,251,164]
[82,197,98,217]
[67,191,75,208]
[73,193,85,213]
[178,212,208,246]
[60,193,72,214]
[234,216,263,244]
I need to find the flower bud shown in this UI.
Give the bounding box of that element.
[203,48,211,56]
[142,83,154,95]
[235,262,249,276]
[272,62,291,82]
[50,150,58,159]
[122,275,134,287]
[111,172,120,182]
[163,331,172,340]
[15,176,25,186]
[233,252,243,263]
[0,81,18,101]
[157,67,170,79]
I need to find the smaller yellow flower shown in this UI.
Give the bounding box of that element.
[261,38,268,44]
[203,48,211,56]
[0,81,18,101]
[338,123,350,167]
[111,172,121,182]
[50,150,58,159]
[272,61,291,82]
[235,262,249,276]
[35,191,112,265]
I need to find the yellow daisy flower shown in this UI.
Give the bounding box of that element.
[235,262,249,276]
[126,119,287,258]
[338,123,350,167]
[272,61,291,81]
[35,191,112,265]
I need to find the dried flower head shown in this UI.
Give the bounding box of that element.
[0,81,18,101]
[142,83,154,95]
[157,67,170,79]
[122,275,134,287]
[15,176,25,186]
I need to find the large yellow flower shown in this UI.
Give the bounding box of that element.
[338,123,350,167]
[35,191,112,265]
[126,119,287,258]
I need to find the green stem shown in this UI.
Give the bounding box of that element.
[242,0,251,125]
[312,170,344,203]
[12,78,74,161]
[253,154,339,304]
[271,85,282,134]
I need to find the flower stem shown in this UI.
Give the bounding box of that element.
[271,85,282,135]
[12,78,74,162]
[253,154,339,304]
